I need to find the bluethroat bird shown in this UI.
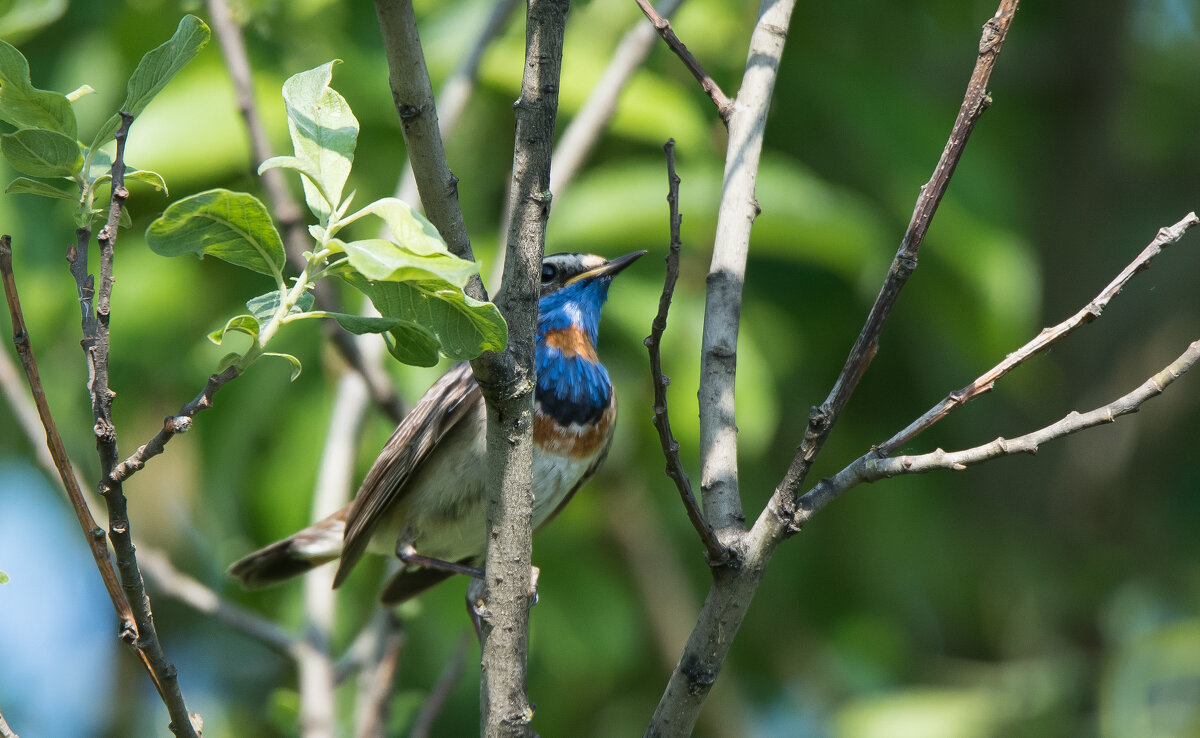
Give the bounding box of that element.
[229,250,645,604]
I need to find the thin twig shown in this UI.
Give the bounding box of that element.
[634,0,732,122]
[798,338,1200,518]
[86,112,202,738]
[878,211,1200,456]
[408,633,468,738]
[206,0,406,424]
[0,235,137,641]
[646,139,726,564]
[773,0,1020,512]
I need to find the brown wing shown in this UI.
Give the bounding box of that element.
[333,362,482,588]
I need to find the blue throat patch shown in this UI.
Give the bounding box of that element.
[535,278,613,426]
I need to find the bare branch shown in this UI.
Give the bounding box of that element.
[879,210,1199,456]
[395,0,522,207]
[646,139,727,564]
[697,0,796,537]
[634,0,732,122]
[374,0,485,302]
[207,0,406,424]
[774,0,1020,510]
[0,234,136,642]
[89,113,202,738]
[799,338,1200,518]
[110,366,240,483]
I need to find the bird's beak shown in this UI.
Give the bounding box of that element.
[565,250,648,286]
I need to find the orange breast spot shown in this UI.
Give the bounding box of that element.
[534,402,616,460]
[542,327,598,362]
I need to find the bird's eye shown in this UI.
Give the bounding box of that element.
[541,263,557,284]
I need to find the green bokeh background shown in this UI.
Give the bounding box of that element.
[1,0,1199,736]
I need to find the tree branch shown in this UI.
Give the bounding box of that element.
[85,112,202,738]
[798,338,1200,517]
[374,0,486,302]
[0,234,136,642]
[696,0,796,538]
[774,0,1019,507]
[634,0,732,122]
[646,139,726,564]
[878,210,1199,456]
[0,708,17,738]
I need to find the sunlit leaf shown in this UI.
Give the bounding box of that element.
[279,60,357,221]
[90,14,211,151]
[341,273,506,362]
[264,351,302,381]
[145,189,285,280]
[0,128,81,177]
[207,314,259,345]
[308,310,442,367]
[0,39,75,136]
[340,238,478,287]
[355,197,446,255]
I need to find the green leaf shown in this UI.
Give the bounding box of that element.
[356,198,447,255]
[264,352,302,381]
[341,273,507,363]
[217,352,241,372]
[92,167,169,195]
[207,314,259,345]
[0,128,81,177]
[90,15,211,151]
[5,176,76,200]
[246,291,315,323]
[340,238,479,287]
[0,39,76,136]
[145,189,286,280]
[279,61,358,221]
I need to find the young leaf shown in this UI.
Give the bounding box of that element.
[264,352,303,381]
[93,167,168,195]
[0,128,82,177]
[246,291,315,323]
[340,238,479,287]
[341,273,507,362]
[145,189,286,281]
[90,15,211,151]
[280,61,358,221]
[207,314,260,345]
[357,198,447,255]
[5,176,76,200]
[0,40,76,137]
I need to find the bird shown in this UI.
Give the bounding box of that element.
[229,250,646,605]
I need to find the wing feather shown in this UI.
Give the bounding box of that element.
[333,362,482,587]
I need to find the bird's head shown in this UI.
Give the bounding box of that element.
[536,250,646,342]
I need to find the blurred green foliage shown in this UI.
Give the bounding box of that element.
[1,0,1199,736]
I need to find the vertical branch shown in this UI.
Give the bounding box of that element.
[0,235,136,639]
[374,0,486,302]
[696,0,796,538]
[84,114,201,738]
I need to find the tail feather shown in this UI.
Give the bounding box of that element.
[228,511,346,589]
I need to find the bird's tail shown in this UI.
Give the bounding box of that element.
[228,509,347,589]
